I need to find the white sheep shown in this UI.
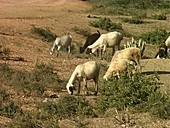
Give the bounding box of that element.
[66,61,100,95]
[110,47,141,67]
[103,47,141,80]
[103,59,136,80]
[165,36,170,58]
[155,36,170,59]
[87,31,123,57]
[165,36,170,48]
[49,33,72,56]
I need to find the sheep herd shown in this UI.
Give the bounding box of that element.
[49,31,170,95]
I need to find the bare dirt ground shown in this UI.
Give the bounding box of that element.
[0,0,170,127]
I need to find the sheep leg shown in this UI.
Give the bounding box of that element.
[100,49,103,59]
[93,77,98,96]
[57,46,61,57]
[83,78,89,95]
[77,79,81,95]
[112,47,115,56]
[67,46,71,58]
[96,49,99,57]
[118,44,120,50]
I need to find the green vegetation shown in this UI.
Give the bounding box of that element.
[138,29,170,46]
[31,26,57,42]
[151,13,167,20]
[122,17,143,24]
[90,17,123,32]
[89,0,170,16]
[0,62,63,96]
[1,63,170,127]
[38,96,96,118]
[72,26,91,37]
[96,72,170,119]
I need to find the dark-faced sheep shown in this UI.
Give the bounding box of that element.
[79,30,100,56]
[155,36,170,59]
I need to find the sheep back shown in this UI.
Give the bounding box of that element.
[103,59,130,79]
[58,34,72,46]
[76,61,100,80]
[111,47,141,65]
[165,36,170,48]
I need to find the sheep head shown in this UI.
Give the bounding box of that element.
[66,83,75,95]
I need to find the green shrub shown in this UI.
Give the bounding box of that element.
[39,95,96,118]
[0,101,22,118]
[72,26,91,37]
[148,92,170,119]
[89,0,170,15]
[9,111,60,128]
[96,72,159,114]
[151,13,167,20]
[122,17,143,24]
[0,47,10,57]
[139,29,170,46]
[90,17,123,31]
[31,26,57,42]
[0,89,10,102]
[0,63,63,96]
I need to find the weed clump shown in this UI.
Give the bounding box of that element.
[72,26,91,37]
[31,26,57,42]
[151,13,167,20]
[90,17,123,32]
[0,63,63,96]
[122,17,143,24]
[96,72,170,119]
[39,95,96,118]
[139,29,170,46]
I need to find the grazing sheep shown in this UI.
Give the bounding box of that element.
[110,47,141,67]
[155,36,170,59]
[103,59,136,80]
[104,47,141,80]
[49,33,72,56]
[79,30,100,56]
[164,36,170,58]
[87,31,123,57]
[66,61,100,95]
[165,36,170,49]
[155,44,167,59]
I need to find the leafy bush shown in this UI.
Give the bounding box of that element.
[72,26,91,37]
[0,101,22,118]
[151,13,167,20]
[138,29,170,46]
[31,26,57,42]
[0,89,10,102]
[122,17,143,24]
[147,92,170,119]
[90,17,123,31]
[95,72,159,113]
[0,63,63,96]
[10,111,59,128]
[39,95,96,118]
[89,0,170,15]
[0,47,10,57]
[96,72,170,119]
